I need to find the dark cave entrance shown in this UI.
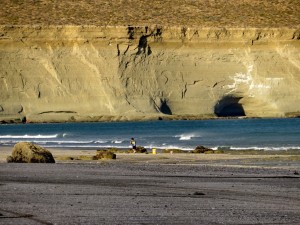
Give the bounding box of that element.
[214,96,246,117]
[160,100,172,115]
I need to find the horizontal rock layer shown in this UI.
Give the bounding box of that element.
[0,25,300,122]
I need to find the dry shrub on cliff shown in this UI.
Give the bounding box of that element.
[0,0,299,27]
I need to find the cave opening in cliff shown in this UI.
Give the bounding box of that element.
[160,100,172,115]
[214,96,246,117]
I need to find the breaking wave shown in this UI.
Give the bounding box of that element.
[175,133,201,141]
[0,134,58,139]
[111,140,124,144]
[217,146,300,151]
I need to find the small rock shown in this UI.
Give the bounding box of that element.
[193,191,205,196]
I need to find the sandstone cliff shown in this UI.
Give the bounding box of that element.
[0,25,299,122]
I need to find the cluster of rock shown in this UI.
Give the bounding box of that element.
[93,150,116,160]
[129,146,148,153]
[97,145,219,155]
[92,146,149,160]
[97,146,148,154]
[93,146,148,159]
[191,145,215,154]
[5,142,222,164]
[7,142,55,163]
[5,142,151,163]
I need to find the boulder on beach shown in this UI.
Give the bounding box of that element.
[129,146,147,153]
[7,142,55,163]
[191,145,214,154]
[93,150,116,160]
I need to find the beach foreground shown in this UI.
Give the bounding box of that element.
[0,147,300,224]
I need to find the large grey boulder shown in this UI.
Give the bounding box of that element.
[7,142,55,163]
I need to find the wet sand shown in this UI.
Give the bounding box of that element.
[0,147,300,224]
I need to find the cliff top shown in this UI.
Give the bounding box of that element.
[1,0,299,28]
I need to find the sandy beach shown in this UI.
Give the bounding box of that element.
[1,0,300,223]
[0,146,299,224]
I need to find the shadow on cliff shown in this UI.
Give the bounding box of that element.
[160,99,172,115]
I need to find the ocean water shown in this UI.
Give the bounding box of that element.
[0,118,300,151]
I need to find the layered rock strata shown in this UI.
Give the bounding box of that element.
[0,25,300,122]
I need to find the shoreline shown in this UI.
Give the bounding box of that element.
[1,115,300,125]
[1,146,299,170]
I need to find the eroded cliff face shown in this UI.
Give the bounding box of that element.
[0,25,300,122]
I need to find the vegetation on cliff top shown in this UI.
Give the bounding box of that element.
[0,0,299,28]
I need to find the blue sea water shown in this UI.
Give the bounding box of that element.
[0,118,300,151]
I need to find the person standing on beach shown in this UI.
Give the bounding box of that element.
[130,138,136,153]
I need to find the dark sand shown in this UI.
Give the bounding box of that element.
[0,147,300,225]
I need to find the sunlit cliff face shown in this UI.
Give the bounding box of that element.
[0,26,300,122]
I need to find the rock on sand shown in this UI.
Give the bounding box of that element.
[7,142,55,163]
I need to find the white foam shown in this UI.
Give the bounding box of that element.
[95,140,109,144]
[42,144,131,149]
[218,146,300,151]
[0,134,58,139]
[112,140,123,144]
[144,144,193,151]
[34,140,94,144]
[175,133,201,141]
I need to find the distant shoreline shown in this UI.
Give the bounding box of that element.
[1,115,300,125]
[1,144,300,154]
